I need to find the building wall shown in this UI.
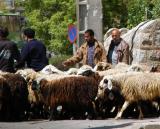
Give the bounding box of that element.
[76,0,103,49]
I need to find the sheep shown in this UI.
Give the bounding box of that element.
[0,75,12,121]
[16,69,52,119]
[65,68,79,75]
[24,65,101,120]
[41,64,91,75]
[113,62,129,69]
[31,72,100,120]
[96,71,140,119]
[26,78,48,119]
[127,63,152,72]
[17,65,102,120]
[0,73,29,121]
[40,64,65,75]
[15,68,37,81]
[98,72,160,119]
[93,62,112,71]
[95,83,125,119]
[97,63,148,77]
[77,65,96,76]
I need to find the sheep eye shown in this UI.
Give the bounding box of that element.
[104,79,108,84]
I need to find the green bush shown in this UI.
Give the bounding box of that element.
[21,0,76,54]
[49,54,72,70]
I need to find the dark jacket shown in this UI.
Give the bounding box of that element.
[106,38,129,64]
[0,39,20,72]
[17,39,48,71]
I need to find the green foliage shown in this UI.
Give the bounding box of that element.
[49,54,71,65]
[0,1,9,13]
[127,0,149,28]
[103,0,160,31]
[49,54,72,70]
[127,0,160,28]
[102,0,128,32]
[152,0,160,18]
[20,0,76,54]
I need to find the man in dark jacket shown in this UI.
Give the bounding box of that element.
[106,28,129,65]
[0,27,20,72]
[17,28,48,71]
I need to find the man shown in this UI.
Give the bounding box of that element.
[0,27,20,72]
[17,28,48,71]
[63,29,107,68]
[106,28,129,65]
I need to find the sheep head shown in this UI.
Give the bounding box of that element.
[77,65,95,76]
[16,69,37,81]
[29,76,48,91]
[96,75,113,99]
[93,62,112,71]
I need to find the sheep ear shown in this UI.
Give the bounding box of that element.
[107,79,113,90]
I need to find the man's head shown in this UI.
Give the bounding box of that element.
[84,29,95,43]
[0,27,9,39]
[111,28,121,42]
[23,28,35,41]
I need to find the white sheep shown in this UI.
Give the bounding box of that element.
[97,63,148,77]
[15,68,37,81]
[127,63,152,72]
[98,72,160,119]
[97,62,129,77]
[40,64,65,75]
[65,68,79,75]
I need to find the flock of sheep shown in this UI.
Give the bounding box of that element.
[0,62,160,121]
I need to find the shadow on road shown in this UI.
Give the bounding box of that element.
[86,122,133,129]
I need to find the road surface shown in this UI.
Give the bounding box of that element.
[0,118,160,129]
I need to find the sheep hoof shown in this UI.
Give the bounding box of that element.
[70,117,74,120]
[115,116,121,120]
[86,115,94,120]
[49,116,56,121]
[138,116,143,120]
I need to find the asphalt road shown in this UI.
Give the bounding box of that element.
[0,118,160,129]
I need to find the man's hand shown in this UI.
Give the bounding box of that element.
[62,61,70,67]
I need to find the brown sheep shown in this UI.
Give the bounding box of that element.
[32,73,100,120]
[1,73,29,121]
[0,76,12,121]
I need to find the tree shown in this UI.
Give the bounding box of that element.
[102,0,128,32]
[18,0,76,54]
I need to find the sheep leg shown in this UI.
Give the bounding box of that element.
[92,101,98,114]
[49,107,57,121]
[137,102,143,119]
[115,101,130,120]
[49,108,54,121]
